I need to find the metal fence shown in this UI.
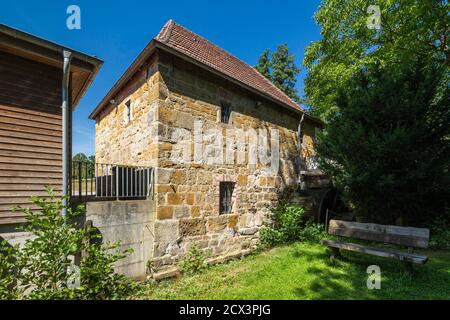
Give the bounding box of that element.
[71,161,154,201]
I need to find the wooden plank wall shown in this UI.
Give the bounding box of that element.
[0,50,63,225]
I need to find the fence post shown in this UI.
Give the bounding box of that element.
[78,162,82,200]
[116,165,119,201]
[152,168,155,200]
[146,168,150,199]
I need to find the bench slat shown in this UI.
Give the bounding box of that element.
[328,220,430,248]
[321,240,428,264]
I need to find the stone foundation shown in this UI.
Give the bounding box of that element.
[86,200,156,280]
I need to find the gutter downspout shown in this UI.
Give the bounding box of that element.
[297,113,306,191]
[62,50,72,217]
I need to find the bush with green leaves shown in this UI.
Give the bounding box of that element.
[430,214,450,250]
[78,242,137,300]
[299,220,327,243]
[260,203,326,248]
[0,240,17,300]
[178,244,210,274]
[0,187,137,300]
[315,59,450,225]
[304,0,449,226]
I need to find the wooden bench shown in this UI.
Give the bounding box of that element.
[321,219,430,273]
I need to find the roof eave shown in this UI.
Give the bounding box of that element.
[72,59,103,108]
[0,24,102,69]
[90,39,323,126]
[0,24,103,111]
[154,41,323,126]
[89,40,157,119]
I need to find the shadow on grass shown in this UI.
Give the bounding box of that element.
[290,244,450,300]
[139,243,450,300]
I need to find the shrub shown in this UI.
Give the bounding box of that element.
[0,187,137,300]
[299,221,327,243]
[259,228,284,248]
[0,240,17,300]
[315,59,450,225]
[178,244,210,274]
[14,190,88,299]
[260,203,327,248]
[78,242,137,300]
[430,214,450,250]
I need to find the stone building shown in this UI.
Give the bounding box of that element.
[89,20,323,275]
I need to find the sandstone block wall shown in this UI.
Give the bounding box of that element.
[95,49,319,272]
[95,54,160,168]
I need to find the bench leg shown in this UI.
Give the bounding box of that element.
[402,261,413,274]
[329,247,343,262]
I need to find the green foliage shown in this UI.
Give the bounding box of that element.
[256,44,301,102]
[316,59,450,224]
[14,190,88,299]
[271,203,306,242]
[139,243,450,300]
[0,240,17,300]
[255,49,271,79]
[73,153,88,162]
[430,214,450,250]
[304,0,449,121]
[72,153,96,179]
[260,203,326,248]
[259,228,285,248]
[178,244,210,274]
[299,221,327,243]
[305,0,450,225]
[0,187,137,300]
[78,242,137,300]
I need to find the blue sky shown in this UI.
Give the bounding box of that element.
[0,0,322,156]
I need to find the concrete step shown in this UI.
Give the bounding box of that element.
[0,231,34,246]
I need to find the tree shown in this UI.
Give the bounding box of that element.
[72,153,95,179]
[87,155,96,178]
[316,59,449,225]
[73,153,88,162]
[255,44,301,103]
[304,0,449,121]
[306,0,450,225]
[256,49,271,79]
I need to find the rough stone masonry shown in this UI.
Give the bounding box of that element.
[94,47,320,276]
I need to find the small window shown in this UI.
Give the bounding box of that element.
[219,182,235,215]
[125,100,132,124]
[221,102,231,124]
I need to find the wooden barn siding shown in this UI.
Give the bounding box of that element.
[0,51,63,225]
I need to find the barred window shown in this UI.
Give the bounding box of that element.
[221,102,231,124]
[219,182,235,215]
[125,100,132,124]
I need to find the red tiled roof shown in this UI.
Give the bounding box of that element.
[90,20,312,120]
[155,20,304,112]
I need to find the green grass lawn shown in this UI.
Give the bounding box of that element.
[137,243,450,300]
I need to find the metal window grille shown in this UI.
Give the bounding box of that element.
[126,100,132,123]
[219,182,235,214]
[221,102,231,124]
